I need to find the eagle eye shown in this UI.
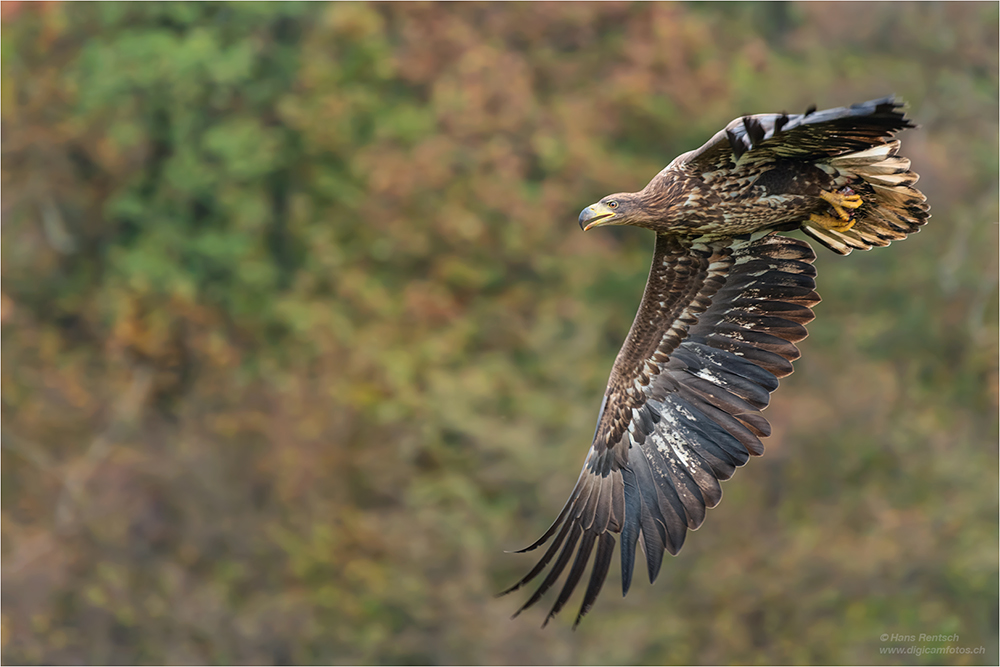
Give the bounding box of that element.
[607,200,619,209]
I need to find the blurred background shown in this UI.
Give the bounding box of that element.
[2,2,997,665]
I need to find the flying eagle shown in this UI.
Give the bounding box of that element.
[501,96,929,626]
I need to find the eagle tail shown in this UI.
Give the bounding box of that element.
[803,140,930,255]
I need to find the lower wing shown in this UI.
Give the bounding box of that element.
[501,232,820,626]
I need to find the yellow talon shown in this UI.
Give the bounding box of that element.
[809,211,856,233]
[819,189,864,221]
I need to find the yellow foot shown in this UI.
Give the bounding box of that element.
[809,211,856,233]
[819,189,863,222]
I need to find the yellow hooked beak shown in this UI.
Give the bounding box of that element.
[578,202,617,231]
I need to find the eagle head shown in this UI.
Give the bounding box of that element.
[579,190,669,231]
[579,193,642,231]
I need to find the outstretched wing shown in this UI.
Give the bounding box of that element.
[501,232,820,626]
[677,95,913,169]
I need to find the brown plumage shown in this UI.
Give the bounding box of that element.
[502,96,929,626]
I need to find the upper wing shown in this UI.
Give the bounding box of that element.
[501,232,820,626]
[676,95,913,170]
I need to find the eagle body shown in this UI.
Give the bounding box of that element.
[579,97,927,252]
[631,160,836,237]
[503,96,929,626]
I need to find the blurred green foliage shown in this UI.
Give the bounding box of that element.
[2,2,997,664]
